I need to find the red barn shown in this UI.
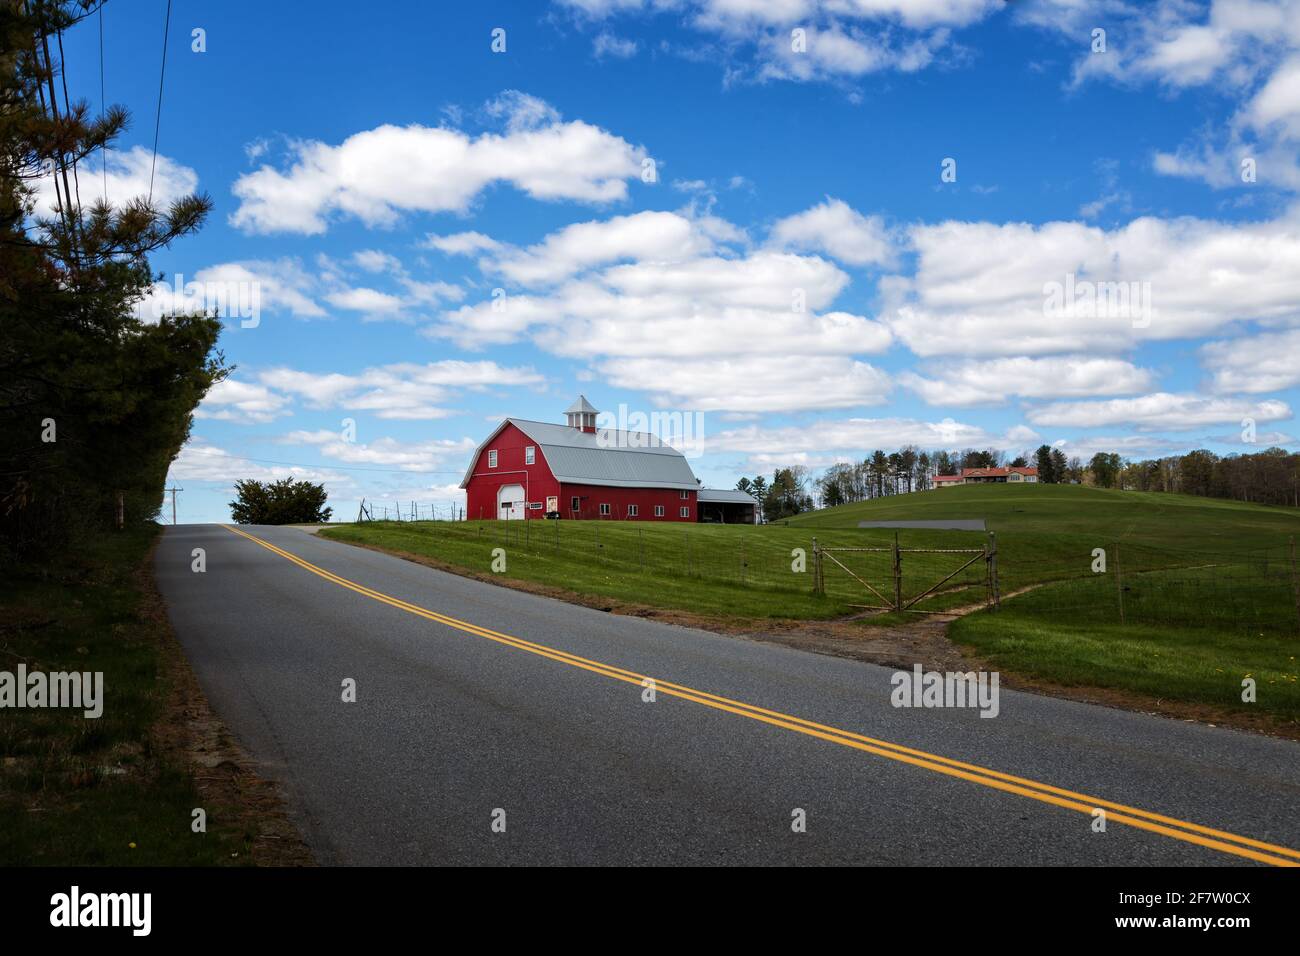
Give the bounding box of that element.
[460,396,701,521]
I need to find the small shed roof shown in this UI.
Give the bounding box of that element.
[697,488,759,504]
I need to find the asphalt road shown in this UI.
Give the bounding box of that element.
[154,524,1300,866]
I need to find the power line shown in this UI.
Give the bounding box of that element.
[211,453,464,476]
[99,0,106,201]
[166,485,183,524]
[148,0,171,205]
[56,27,83,221]
[33,21,75,247]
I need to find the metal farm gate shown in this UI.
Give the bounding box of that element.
[811,533,1000,613]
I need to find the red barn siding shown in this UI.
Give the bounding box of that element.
[561,484,695,521]
[463,422,561,521]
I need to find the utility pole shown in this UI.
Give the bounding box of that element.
[166,486,183,525]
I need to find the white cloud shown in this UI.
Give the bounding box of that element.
[1201,327,1300,392]
[424,204,899,411]
[1043,0,1300,93]
[557,0,994,82]
[399,279,464,307]
[756,23,957,82]
[352,249,405,274]
[230,94,648,234]
[1145,24,1232,87]
[434,251,891,369]
[705,414,1033,459]
[593,31,639,57]
[1024,1,1300,191]
[424,231,504,255]
[135,258,327,324]
[1050,434,1196,461]
[167,439,345,484]
[259,360,546,420]
[33,146,198,219]
[1246,54,1300,139]
[482,210,722,286]
[598,355,891,411]
[1026,393,1292,430]
[901,356,1157,406]
[483,90,562,132]
[281,432,477,471]
[768,198,897,267]
[136,255,463,325]
[325,287,406,317]
[882,213,1300,356]
[194,378,293,424]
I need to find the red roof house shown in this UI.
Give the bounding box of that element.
[932,466,1038,488]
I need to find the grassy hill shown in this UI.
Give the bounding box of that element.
[787,481,1299,549]
[320,484,1300,724]
[788,483,1300,619]
[788,484,1300,723]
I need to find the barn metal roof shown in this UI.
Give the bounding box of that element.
[697,488,759,504]
[459,418,700,490]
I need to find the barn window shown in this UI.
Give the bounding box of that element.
[654,505,664,517]
[525,445,535,465]
[680,507,689,518]
[571,497,580,511]
[599,503,611,516]
[679,490,689,499]
[487,449,498,468]
[627,504,638,517]
[529,502,543,509]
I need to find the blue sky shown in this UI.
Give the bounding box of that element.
[56,0,1300,522]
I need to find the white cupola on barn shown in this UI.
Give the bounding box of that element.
[564,395,599,433]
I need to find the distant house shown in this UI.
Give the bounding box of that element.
[931,466,1038,488]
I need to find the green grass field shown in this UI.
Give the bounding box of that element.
[0,527,255,865]
[320,484,1300,723]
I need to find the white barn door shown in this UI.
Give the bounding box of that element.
[496,484,525,520]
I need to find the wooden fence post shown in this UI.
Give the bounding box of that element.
[812,537,821,595]
[1115,541,1126,626]
[985,531,1000,609]
[891,532,902,611]
[1290,536,1300,629]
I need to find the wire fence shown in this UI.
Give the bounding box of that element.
[356,499,463,522]
[819,539,1300,633]
[345,517,1300,634]
[982,543,1300,634]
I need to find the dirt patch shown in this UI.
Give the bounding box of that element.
[139,545,314,866]
[332,537,1300,742]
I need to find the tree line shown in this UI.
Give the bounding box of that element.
[1119,447,1299,507]
[0,2,227,563]
[731,443,1296,519]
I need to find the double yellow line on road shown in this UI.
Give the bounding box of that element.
[223,524,1300,866]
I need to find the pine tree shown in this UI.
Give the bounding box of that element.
[1,1,227,560]
[1034,444,1055,483]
